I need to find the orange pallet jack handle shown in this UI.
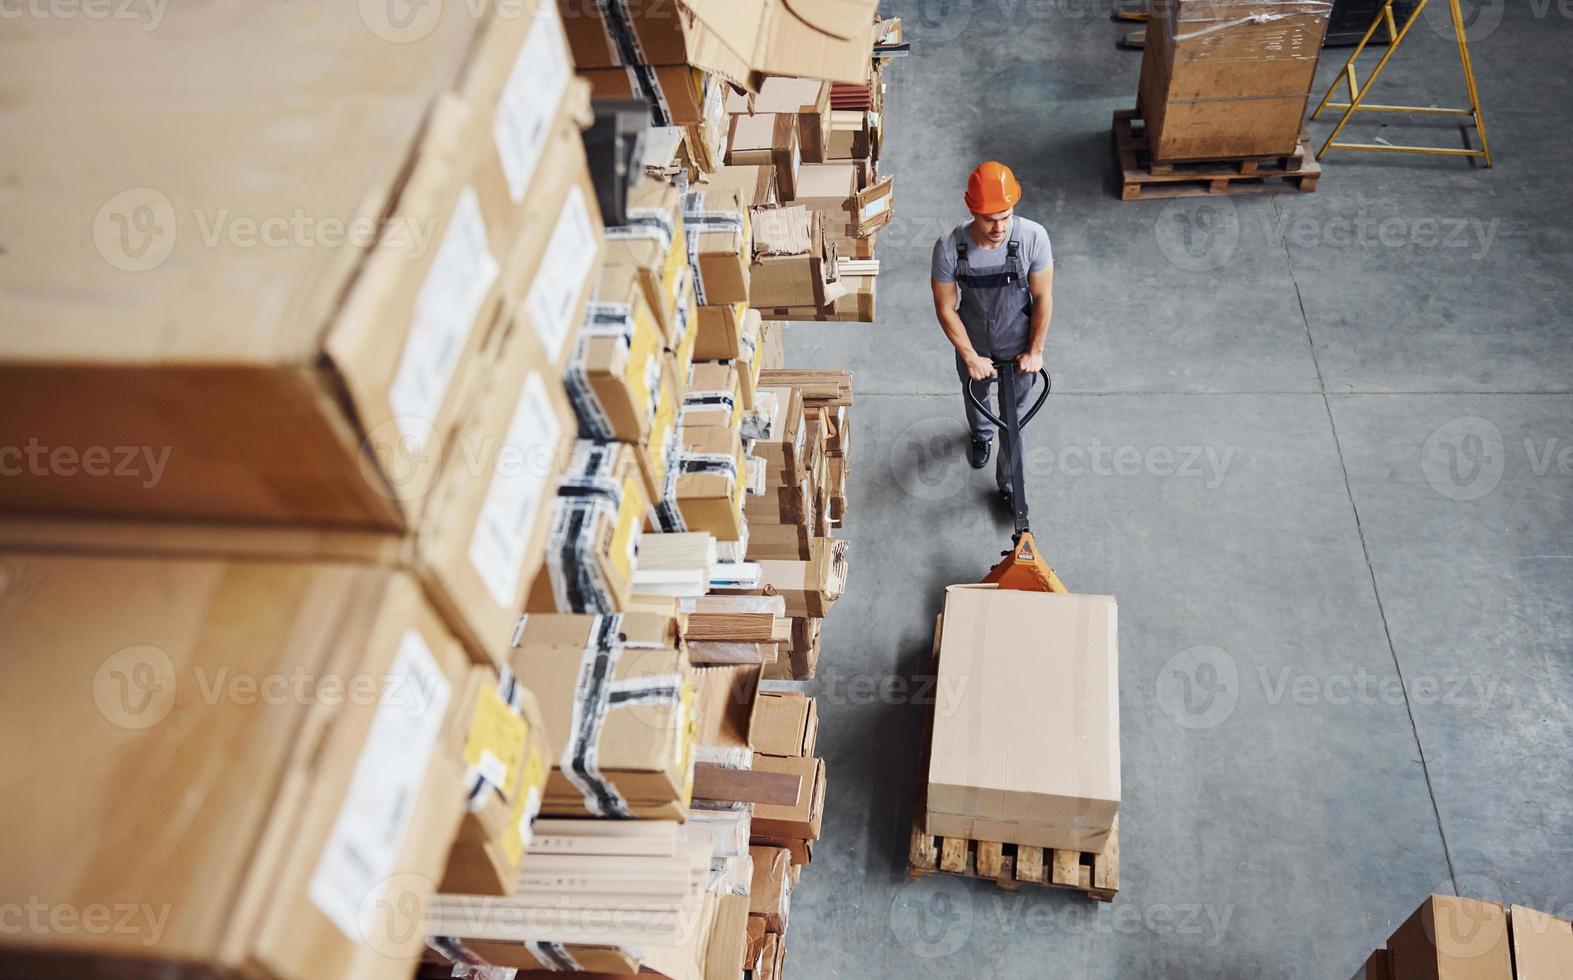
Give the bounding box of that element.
[965,362,1067,593]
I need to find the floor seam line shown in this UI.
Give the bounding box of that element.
[1272,196,1460,896]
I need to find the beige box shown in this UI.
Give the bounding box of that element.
[684,0,879,84]
[1385,895,1512,980]
[566,263,668,443]
[682,187,752,306]
[0,1,587,529]
[0,552,470,980]
[512,614,696,820]
[528,441,651,615]
[726,113,801,201]
[926,586,1120,852]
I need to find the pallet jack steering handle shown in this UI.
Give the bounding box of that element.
[963,362,1050,538]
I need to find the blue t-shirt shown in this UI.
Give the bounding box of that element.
[931,217,1053,283]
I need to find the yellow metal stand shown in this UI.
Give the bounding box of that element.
[1310,0,1492,165]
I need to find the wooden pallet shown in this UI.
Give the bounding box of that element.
[1112,108,1321,201]
[909,804,1119,901]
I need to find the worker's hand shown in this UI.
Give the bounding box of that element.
[1016,350,1044,374]
[964,353,997,381]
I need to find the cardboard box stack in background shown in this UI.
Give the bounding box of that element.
[1137,0,1331,161]
[1,0,884,974]
[1349,894,1573,980]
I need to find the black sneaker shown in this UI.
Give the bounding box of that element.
[968,436,992,469]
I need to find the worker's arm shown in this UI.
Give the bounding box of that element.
[932,279,996,380]
[1016,265,1054,374]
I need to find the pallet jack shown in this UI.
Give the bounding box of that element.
[963,359,1067,593]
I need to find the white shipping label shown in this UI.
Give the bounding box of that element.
[390,188,498,448]
[494,5,571,202]
[526,187,596,361]
[309,631,452,942]
[470,372,562,606]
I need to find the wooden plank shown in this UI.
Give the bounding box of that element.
[1094,816,1120,892]
[976,841,1004,880]
[1051,849,1080,888]
[691,764,802,806]
[1016,846,1045,885]
[938,838,968,875]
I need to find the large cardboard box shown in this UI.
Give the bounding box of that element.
[752,692,819,757]
[605,180,690,344]
[741,77,834,162]
[1508,905,1573,980]
[528,441,650,614]
[566,263,668,444]
[792,163,893,239]
[0,552,469,980]
[676,424,749,542]
[684,0,879,84]
[927,586,1120,852]
[726,114,801,201]
[683,362,744,430]
[1385,895,1512,980]
[0,1,587,529]
[581,64,709,127]
[682,188,752,306]
[512,614,697,820]
[747,847,793,934]
[701,164,781,208]
[748,208,835,310]
[749,754,825,841]
[1138,0,1329,161]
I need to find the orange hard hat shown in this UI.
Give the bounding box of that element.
[965,161,1021,214]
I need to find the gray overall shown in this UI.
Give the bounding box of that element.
[952,224,1036,494]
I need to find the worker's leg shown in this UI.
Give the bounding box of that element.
[958,353,998,454]
[995,369,1036,495]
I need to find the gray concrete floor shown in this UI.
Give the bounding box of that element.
[782,3,1573,976]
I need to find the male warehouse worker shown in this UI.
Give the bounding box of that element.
[930,161,1053,508]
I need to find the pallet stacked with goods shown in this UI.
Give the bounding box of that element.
[0,1,892,980]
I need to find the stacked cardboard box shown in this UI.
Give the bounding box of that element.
[1351,894,1573,980]
[0,3,598,976]
[726,21,902,323]
[1137,0,1331,161]
[925,587,1121,852]
[3,0,872,975]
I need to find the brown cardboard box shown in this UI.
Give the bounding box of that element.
[927,586,1121,852]
[668,267,700,404]
[684,0,878,84]
[1386,895,1512,980]
[747,847,792,934]
[752,387,807,481]
[750,538,848,617]
[440,668,553,896]
[566,263,668,443]
[749,754,825,841]
[0,552,469,980]
[0,5,529,529]
[747,77,834,162]
[752,693,819,757]
[826,109,872,159]
[792,163,893,238]
[747,207,835,311]
[605,179,690,344]
[677,425,749,542]
[683,187,752,306]
[512,614,697,819]
[746,915,770,967]
[684,362,744,429]
[1508,905,1573,980]
[1355,949,1392,980]
[1138,0,1329,161]
[558,0,698,67]
[527,441,650,614]
[702,164,781,208]
[746,520,812,560]
[581,64,709,126]
[693,663,764,769]
[726,113,801,200]
[697,301,752,360]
